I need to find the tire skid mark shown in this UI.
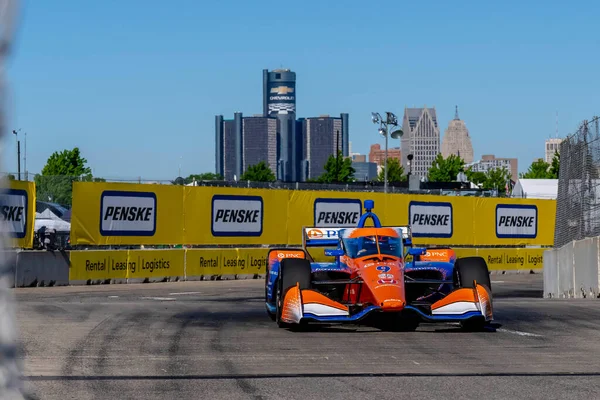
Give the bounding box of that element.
[93,312,146,375]
[210,319,265,400]
[61,315,114,376]
[149,315,194,396]
[90,311,152,400]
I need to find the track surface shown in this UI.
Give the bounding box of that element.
[13,274,600,400]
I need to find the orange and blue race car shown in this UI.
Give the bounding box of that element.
[265,199,493,331]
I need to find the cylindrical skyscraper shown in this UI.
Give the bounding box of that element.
[263,69,297,181]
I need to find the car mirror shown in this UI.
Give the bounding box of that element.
[325,248,344,257]
[407,247,427,257]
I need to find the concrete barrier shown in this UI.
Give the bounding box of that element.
[543,248,558,298]
[14,250,70,287]
[557,242,574,298]
[543,237,600,299]
[573,237,599,298]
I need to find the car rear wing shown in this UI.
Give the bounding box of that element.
[303,227,344,248]
[302,226,413,248]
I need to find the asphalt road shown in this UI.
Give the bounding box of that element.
[12,273,600,400]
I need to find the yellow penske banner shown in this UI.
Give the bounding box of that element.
[70,249,185,281]
[1,180,35,249]
[70,182,556,247]
[182,186,290,246]
[185,248,267,277]
[70,182,185,246]
[70,248,268,281]
[69,247,543,282]
[127,249,185,280]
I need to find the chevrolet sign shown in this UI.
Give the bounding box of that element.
[270,86,294,95]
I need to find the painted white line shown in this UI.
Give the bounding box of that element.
[412,360,420,365]
[491,281,505,284]
[141,297,176,301]
[108,296,119,299]
[168,292,202,296]
[497,328,542,337]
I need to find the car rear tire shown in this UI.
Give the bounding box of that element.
[453,256,491,331]
[276,259,312,328]
[453,256,491,291]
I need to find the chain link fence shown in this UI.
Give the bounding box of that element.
[2,173,508,206]
[554,116,600,248]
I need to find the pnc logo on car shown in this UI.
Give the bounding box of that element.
[307,229,323,238]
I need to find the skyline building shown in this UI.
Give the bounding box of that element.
[215,114,243,181]
[467,154,518,182]
[243,116,278,174]
[263,69,298,181]
[545,138,562,163]
[401,107,440,179]
[441,106,474,164]
[369,143,401,166]
[300,115,345,181]
[216,68,350,182]
[215,113,278,181]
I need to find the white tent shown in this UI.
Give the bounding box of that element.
[35,208,71,232]
[35,218,71,232]
[511,179,558,199]
[36,209,62,220]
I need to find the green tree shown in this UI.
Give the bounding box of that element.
[483,167,512,191]
[184,173,222,184]
[172,176,185,185]
[6,174,15,181]
[549,151,560,179]
[240,161,276,182]
[427,154,465,182]
[377,158,406,182]
[465,167,487,186]
[34,147,93,206]
[317,150,355,183]
[519,159,551,179]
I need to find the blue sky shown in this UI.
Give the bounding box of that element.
[3,0,599,180]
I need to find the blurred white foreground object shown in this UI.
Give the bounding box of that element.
[0,1,25,399]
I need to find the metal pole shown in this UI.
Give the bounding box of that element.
[16,139,20,180]
[336,130,340,183]
[23,130,26,180]
[384,124,388,193]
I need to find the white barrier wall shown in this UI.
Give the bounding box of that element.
[544,237,600,299]
[543,248,558,298]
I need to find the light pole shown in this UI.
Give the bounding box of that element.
[336,129,340,183]
[371,112,403,193]
[11,129,20,180]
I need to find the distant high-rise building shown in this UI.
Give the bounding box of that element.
[352,162,378,181]
[467,154,518,182]
[545,138,563,163]
[302,115,343,180]
[243,116,278,174]
[215,113,278,180]
[401,107,440,178]
[215,115,224,177]
[369,144,401,166]
[215,69,350,182]
[263,69,297,181]
[441,106,474,164]
[351,154,366,162]
[215,114,243,181]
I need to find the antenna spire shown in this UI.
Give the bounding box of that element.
[454,105,459,120]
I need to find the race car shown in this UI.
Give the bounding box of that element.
[265,199,493,331]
